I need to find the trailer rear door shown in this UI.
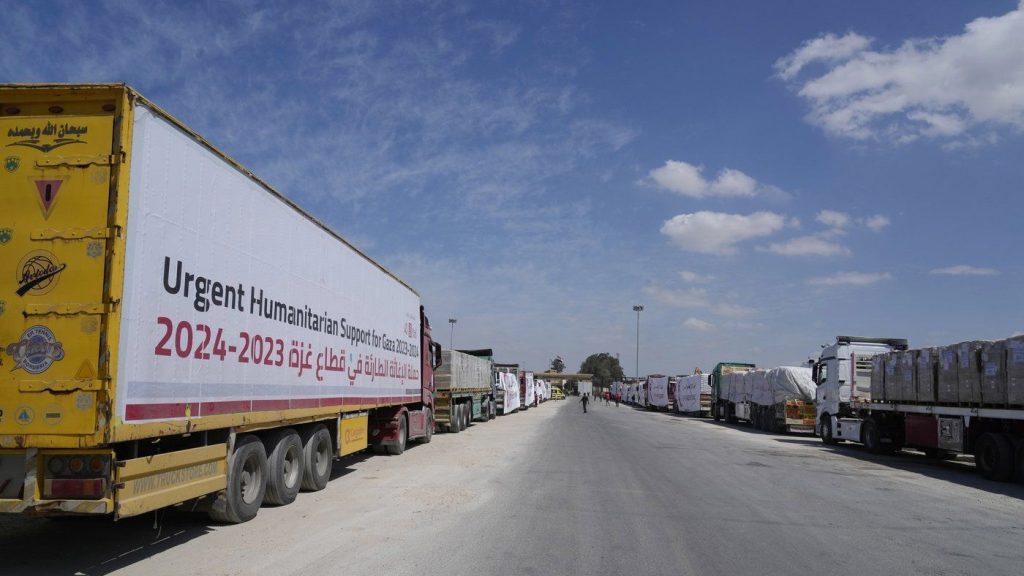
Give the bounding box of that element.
[0,89,118,444]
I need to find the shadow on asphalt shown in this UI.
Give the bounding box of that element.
[0,454,372,576]
[650,411,1024,501]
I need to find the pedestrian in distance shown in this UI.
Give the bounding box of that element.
[580,393,589,413]
[614,392,620,407]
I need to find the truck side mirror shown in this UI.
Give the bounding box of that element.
[431,342,443,370]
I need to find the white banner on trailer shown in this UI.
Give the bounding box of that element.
[524,372,536,406]
[502,372,521,412]
[117,105,422,422]
[648,376,669,408]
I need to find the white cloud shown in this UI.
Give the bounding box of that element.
[864,214,890,232]
[930,265,999,276]
[684,317,715,331]
[679,270,714,284]
[711,303,755,319]
[808,271,892,286]
[643,285,709,308]
[660,211,789,255]
[816,209,851,229]
[644,285,754,319]
[765,235,851,256]
[776,4,1024,144]
[648,160,761,198]
[774,32,873,81]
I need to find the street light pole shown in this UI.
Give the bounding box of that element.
[448,318,457,349]
[632,305,643,383]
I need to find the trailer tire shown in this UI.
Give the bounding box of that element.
[465,402,474,428]
[264,429,303,506]
[209,435,268,524]
[820,415,839,445]
[451,404,463,433]
[768,413,780,434]
[301,425,333,491]
[975,433,1014,482]
[387,414,408,456]
[713,403,721,422]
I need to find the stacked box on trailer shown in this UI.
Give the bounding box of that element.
[0,84,442,522]
[434,350,495,433]
[815,335,1024,483]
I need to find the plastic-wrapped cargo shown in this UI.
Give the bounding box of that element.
[765,366,816,403]
[980,341,1007,406]
[957,341,984,404]
[751,370,771,406]
[1008,336,1024,407]
[937,346,958,403]
[741,371,756,402]
[915,348,938,403]
[676,374,711,412]
[871,354,887,401]
[648,376,670,408]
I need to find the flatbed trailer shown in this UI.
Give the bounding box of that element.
[816,335,1024,482]
[435,349,495,433]
[0,84,441,522]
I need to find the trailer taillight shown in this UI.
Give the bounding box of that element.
[42,454,111,500]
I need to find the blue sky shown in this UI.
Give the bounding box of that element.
[5,0,1022,376]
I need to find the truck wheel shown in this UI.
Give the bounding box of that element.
[820,415,839,445]
[264,429,303,506]
[419,409,433,444]
[862,418,883,453]
[713,403,721,422]
[975,433,1014,482]
[209,435,267,524]
[301,425,333,491]
[387,415,408,456]
[465,403,474,428]
[451,404,463,433]
[768,414,780,434]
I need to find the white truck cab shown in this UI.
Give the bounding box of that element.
[813,336,908,442]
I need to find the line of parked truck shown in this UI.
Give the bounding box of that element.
[621,334,1024,483]
[0,84,554,524]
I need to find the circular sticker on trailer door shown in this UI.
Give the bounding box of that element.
[5,325,65,374]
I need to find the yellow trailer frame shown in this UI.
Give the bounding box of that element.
[0,84,410,518]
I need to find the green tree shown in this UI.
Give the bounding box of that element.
[549,355,566,373]
[579,353,625,389]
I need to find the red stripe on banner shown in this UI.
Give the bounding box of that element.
[125,403,191,420]
[251,399,291,411]
[125,395,423,421]
[201,400,252,416]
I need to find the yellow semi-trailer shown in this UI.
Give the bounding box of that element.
[0,84,441,522]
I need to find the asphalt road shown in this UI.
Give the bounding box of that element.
[2,399,1023,575]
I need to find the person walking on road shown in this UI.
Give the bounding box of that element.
[580,393,589,413]
[614,392,620,407]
